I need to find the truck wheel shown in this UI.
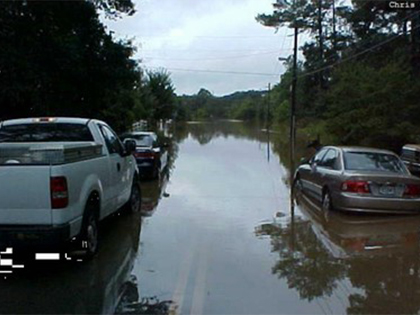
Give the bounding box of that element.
[80,206,99,258]
[125,181,141,214]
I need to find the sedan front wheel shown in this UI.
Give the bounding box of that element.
[322,189,333,212]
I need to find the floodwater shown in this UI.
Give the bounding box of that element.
[2,121,420,314]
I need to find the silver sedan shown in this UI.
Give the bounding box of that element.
[294,146,420,214]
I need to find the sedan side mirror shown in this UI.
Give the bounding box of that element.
[124,140,136,155]
[300,157,309,165]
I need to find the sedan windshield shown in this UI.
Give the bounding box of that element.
[344,151,408,174]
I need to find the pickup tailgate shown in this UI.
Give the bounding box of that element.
[0,166,52,224]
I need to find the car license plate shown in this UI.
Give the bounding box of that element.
[379,185,396,196]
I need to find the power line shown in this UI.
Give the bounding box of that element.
[299,23,420,79]
[140,48,294,52]
[274,28,291,76]
[143,66,278,77]
[299,10,420,79]
[137,34,288,39]
[140,50,285,62]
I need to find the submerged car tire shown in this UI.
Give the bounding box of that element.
[294,176,303,192]
[80,206,99,258]
[125,181,142,214]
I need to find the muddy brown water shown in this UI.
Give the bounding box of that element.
[1,121,420,314]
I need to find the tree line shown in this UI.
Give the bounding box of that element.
[176,88,270,122]
[257,0,420,152]
[0,0,176,133]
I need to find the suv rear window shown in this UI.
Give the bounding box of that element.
[344,151,408,174]
[0,123,94,142]
[121,134,154,147]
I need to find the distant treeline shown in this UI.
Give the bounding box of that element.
[176,89,271,122]
[0,0,176,133]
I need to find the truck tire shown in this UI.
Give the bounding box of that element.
[80,203,99,258]
[124,181,142,214]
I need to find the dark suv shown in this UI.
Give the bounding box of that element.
[120,132,168,179]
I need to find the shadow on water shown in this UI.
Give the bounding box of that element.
[140,167,171,217]
[0,212,175,314]
[256,187,420,314]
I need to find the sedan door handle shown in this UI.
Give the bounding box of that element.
[117,163,121,172]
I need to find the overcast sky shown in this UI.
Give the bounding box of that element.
[103,0,294,96]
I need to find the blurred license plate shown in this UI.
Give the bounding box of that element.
[379,185,396,196]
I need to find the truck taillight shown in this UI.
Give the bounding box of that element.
[50,177,68,209]
[135,151,156,159]
[341,180,370,194]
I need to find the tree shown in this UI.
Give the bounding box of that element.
[144,70,176,122]
[324,58,420,151]
[0,0,140,132]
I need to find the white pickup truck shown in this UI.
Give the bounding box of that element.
[0,117,141,257]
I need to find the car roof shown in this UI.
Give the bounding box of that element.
[123,131,157,136]
[322,146,396,155]
[402,144,420,151]
[1,117,92,126]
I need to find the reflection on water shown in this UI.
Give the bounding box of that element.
[140,168,170,217]
[257,188,420,314]
[0,213,142,314]
[115,275,173,314]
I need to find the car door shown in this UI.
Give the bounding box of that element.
[301,148,328,198]
[99,124,131,214]
[315,149,342,201]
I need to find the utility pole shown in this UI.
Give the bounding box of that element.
[332,0,336,51]
[266,83,271,131]
[289,4,299,217]
[290,26,298,172]
[274,0,298,214]
[267,83,271,162]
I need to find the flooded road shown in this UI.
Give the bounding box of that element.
[3,121,420,314]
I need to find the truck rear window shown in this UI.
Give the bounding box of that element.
[0,123,94,142]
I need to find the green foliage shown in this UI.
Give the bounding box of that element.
[176,89,266,122]
[0,1,139,132]
[143,70,176,122]
[231,99,257,120]
[324,59,420,150]
[256,0,420,150]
